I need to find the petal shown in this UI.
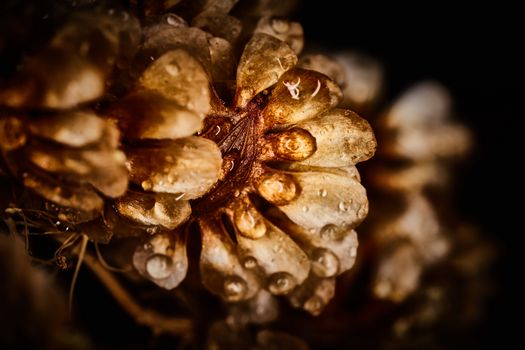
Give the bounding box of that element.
[268,210,359,275]
[298,54,346,88]
[383,81,451,129]
[22,171,103,214]
[254,17,304,54]
[295,108,376,167]
[126,136,222,199]
[288,274,335,315]
[109,90,202,140]
[232,208,310,295]
[192,12,242,43]
[140,15,212,73]
[234,33,297,107]
[373,243,421,302]
[199,219,259,301]
[383,124,472,160]
[263,68,342,125]
[332,51,383,110]
[29,111,106,147]
[0,48,105,109]
[139,49,211,117]
[207,36,236,82]
[26,142,128,198]
[277,169,368,230]
[259,127,316,162]
[115,191,191,230]
[368,162,448,191]
[133,232,188,289]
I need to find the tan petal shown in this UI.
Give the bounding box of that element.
[233,212,309,295]
[115,191,191,230]
[384,81,451,129]
[298,54,346,89]
[295,108,376,167]
[383,124,472,160]
[109,91,202,140]
[199,219,259,301]
[263,68,342,125]
[254,17,304,54]
[26,143,128,198]
[268,210,359,275]
[29,111,106,147]
[192,12,242,43]
[373,243,421,302]
[259,127,316,162]
[278,169,368,230]
[140,15,212,74]
[234,33,297,107]
[0,48,104,109]
[139,49,211,117]
[22,171,103,214]
[368,162,449,191]
[207,36,236,82]
[133,232,188,289]
[127,136,221,199]
[333,51,383,110]
[288,274,335,315]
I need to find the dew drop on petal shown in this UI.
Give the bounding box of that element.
[304,295,323,315]
[320,224,345,241]
[318,188,327,197]
[311,248,339,277]
[268,272,297,295]
[243,256,258,269]
[223,275,247,301]
[165,61,180,76]
[145,254,172,279]
[141,180,153,191]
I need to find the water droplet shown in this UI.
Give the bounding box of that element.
[311,248,339,277]
[166,14,181,26]
[357,205,368,218]
[141,180,153,191]
[302,205,309,213]
[318,189,327,197]
[338,201,348,212]
[268,272,296,295]
[271,19,290,33]
[243,256,257,269]
[320,224,344,241]
[235,208,266,239]
[145,254,172,279]
[223,275,247,301]
[304,296,323,315]
[241,211,255,228]
[165,61,180,76]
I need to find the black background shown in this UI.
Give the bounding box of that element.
[297,2,521,347]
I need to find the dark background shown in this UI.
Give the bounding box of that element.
[0,1,521,348]
[297,2,521,348]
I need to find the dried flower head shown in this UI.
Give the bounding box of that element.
[109,15,375,313]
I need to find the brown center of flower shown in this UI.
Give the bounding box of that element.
[193,94,269,215]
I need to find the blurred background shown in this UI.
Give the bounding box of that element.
[297,1,521,347]
[0,0,521,349]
